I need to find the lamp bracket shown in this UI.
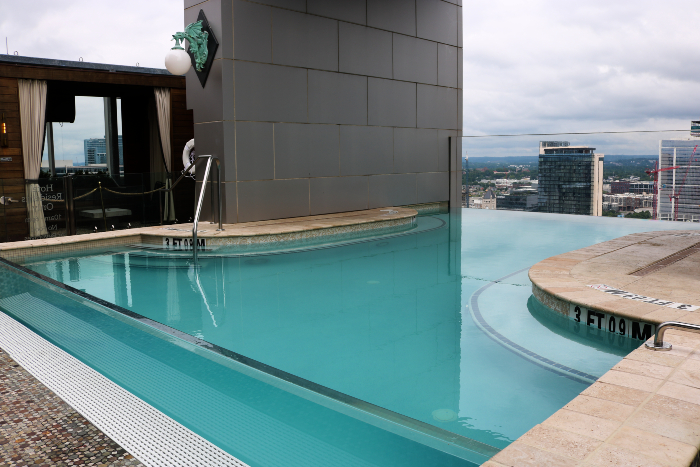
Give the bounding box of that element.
[171,10,218,87]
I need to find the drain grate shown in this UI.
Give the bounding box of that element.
[0,309,249,467]
[630,242,700,277]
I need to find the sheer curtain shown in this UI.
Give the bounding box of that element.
[154,87,175,221]
[148,96,165,191]
[18,79,48,238]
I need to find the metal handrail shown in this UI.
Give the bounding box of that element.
[645,321,700,351]
[191,155,223,263]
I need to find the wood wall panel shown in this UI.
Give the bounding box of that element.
[0,77,29,241]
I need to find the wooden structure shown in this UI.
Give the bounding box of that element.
[0,56,194,242]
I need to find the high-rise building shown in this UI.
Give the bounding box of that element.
[537,141,604,216]
[657,139,700,221]
[83,136,122,166]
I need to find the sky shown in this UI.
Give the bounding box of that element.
[2,0,699,159]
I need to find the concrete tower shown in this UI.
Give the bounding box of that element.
[183,0,463,223]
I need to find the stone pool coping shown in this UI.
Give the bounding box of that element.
[485,328,700,467]
[484,230,700,466]
[529,229,700,327]
[0,207,417,261]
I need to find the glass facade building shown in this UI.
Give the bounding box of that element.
[497,188,539,212]
[658,139,700,222]
[84,136,122,166]
[537,141,604,216]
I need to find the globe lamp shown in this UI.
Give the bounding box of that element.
[165,39,191,75]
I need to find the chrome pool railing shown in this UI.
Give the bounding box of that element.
[645,321,700,351]
[191,155,223,263]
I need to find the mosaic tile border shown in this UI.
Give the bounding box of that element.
[142,217,414,247]
[0,210,416,262]
[532,283,569,316]
[404,202,446,215]
[0,235,142,262]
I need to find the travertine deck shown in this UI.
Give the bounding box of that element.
[485,328,700,467]
[530,230,700,326]
[486,230,700,467]
[0,207,417,261]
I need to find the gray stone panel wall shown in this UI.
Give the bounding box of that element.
[185,0,463,223]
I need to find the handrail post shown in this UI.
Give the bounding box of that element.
[209,159,215,225]
[192,156,213,265]
[216,157,223,231]
[64,175,76,236]
[645,321,700,351]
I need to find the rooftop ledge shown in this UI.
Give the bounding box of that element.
[0,54,172,76]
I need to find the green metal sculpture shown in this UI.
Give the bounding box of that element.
[172,21,209,72]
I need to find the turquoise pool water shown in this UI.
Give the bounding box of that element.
[4,209,700,466]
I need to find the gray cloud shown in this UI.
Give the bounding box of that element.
[1,1,697,159]
[0,0,182,68]
[463,0,700,156]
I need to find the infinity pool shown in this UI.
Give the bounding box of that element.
[4,209,699,466]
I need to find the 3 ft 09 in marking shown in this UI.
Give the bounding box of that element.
[569,304,654,341]
[162,237,206,250]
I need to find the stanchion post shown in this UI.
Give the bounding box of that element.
[64,175,76,236]
[98,181,107,232]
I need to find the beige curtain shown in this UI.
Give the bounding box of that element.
[18,79,48,238]
[154,87,175,221]
[148,97,165,188]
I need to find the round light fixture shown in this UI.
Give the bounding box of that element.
[432,409,458,422]
[165,43,191,75]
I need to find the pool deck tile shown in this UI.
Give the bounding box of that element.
[612,358,675,380]
[597,369,664,392]
[518,424,602,460]
[563,395,636,422]
[581,381,651,406]
[541,409,622,441]
[491,441,581,467]
[606,426,697,466]
[582,444,672,467]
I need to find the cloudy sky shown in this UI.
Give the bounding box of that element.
[1,0,699,159]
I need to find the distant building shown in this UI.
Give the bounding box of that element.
[84,136,123,166]
[468,188,497,210]
[482,189,497,209]
[497,188,539,212]
[537,141,604,216]
[610,181,654,195]
[603,193,653,213]
[658,139,700,222]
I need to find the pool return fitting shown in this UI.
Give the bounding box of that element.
[645,321,700,351]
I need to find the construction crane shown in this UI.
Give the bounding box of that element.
[645,162,679,220]
[646,144,699,221]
